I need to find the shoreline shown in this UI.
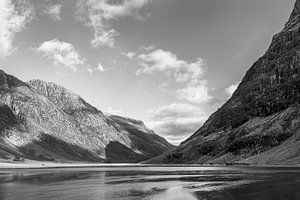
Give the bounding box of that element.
[0,160,299,170]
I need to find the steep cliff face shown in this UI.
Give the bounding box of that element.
[152,0,300,165]
[0,72,174,162]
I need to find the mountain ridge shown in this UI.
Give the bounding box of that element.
[148,0,300,165]
[0,71,174,163]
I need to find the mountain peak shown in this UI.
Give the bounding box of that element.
[0,72,174,163]
[28,79,75,95]
[27,79,101,115]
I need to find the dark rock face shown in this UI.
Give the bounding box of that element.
[0,73,174,163]
[153,0,300,165]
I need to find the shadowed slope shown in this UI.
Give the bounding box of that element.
[150,0,300,165]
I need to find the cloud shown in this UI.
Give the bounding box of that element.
[87,62,106,74]
[91,28,119,48]
[137,49,182,74]
[76,0,151,48]
[137,48,214,144]
[176,81,212,104]
[0,0,34,57]
[146,103,208,145]
[136,49,205,82]
[136,48,212,104]
[139,44,155,51]
[123,51,136,59]
[96,63,105,71]
[35,39,85,71]
[158,81,173,93]
[44,4,62,21]
[225,82,239,96]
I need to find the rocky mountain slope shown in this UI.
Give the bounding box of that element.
[150,0,300,165]
[0,72,174,163]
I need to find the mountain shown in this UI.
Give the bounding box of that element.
[0,71,174,163]
[149,0,300,165]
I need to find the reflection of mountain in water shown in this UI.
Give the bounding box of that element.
[0,167,299,200]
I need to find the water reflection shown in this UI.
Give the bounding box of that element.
[0,166,299,200]
[149,186,198,200]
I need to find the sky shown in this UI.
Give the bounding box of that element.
[0,0,296,145]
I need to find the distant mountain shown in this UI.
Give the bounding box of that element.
[149,0,300,165]
[0,71,174,163]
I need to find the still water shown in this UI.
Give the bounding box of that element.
[0,165,299,200]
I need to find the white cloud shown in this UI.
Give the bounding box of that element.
[97,63,105,71]
[136,48,212,104]
[44,4,62,21]
[176,81,212,104]
[36,39,85,71]
[137,49,182,74]
[158,81,173,93]
[139,44,155,51]
[123,51,136,59]
[0,0,34,57]
[136,49,205,82]
[225,82,239,96]
[76,0,151,48]
[135,49,215,143]
[91,28,119,48]
[146,103,208,145]
[87,62,106,74]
